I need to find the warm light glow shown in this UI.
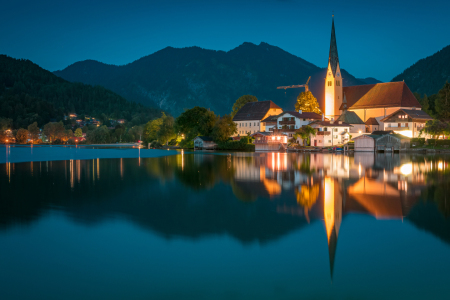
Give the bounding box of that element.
[358,130,362,134]
[394,130,413,138]
[324,177,335,242]
[438,161,443,170]
[276,136,280,140]
[400,163,412,176]
[272,136,275,140]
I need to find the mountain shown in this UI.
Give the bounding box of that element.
[358,77,383,84]
[392,45,450,96]
[54,42,368,117]
[0,55,160,129]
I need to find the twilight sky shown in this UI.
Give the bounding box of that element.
[2,0,449,82]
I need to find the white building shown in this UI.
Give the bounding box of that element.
[310,120,352,147]
[233,101,283,136]
[380,108,433,138]
[261,110,323,138]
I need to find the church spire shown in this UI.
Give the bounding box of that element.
[328,15,339,76]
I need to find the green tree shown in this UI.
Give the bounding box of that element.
[157,113,176,145]
[86,126,111,144]
[143,117,163,143]
[293,125,317,146]
[211,115,237,143]
[16,128,29,144]
[295,91,322,115]
[43,122,56,142]
[231,95,258,118]
[27,122,40,142]
[74,128,83,138]
[435,82,450,119]
[0,118,12,131]
[421,120,449,145]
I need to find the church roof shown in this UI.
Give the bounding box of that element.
[232,100,282,121]
[365,117,379,125]
[328,16,339,76]
[336,110,365,125]
[342,82,421,109]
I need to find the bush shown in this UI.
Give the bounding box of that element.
[427,139,437,145]
[217,139,255,151]
[150,140,163,149]
[436,139,450,146]
[168,138,178,146]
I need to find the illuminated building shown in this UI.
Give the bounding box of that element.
[380,108,433,138]
[232,101,283,136]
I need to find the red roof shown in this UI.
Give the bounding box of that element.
[365,117,379,125]
[343,82,421,109]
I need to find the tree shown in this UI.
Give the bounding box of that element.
[74,128,83,138]
[435,82,450,119]
[421,120,449,145]
[197,110,217,136]
[211,115,237,143]
[16,128,29,143]
[293,125,317,146]
[86,126,111,144]
[231,95,258,118]
[157,113,176,145]
[295,91,322,115]
[27,122,40,142]
[144,117,163,143]
[0,118,12,131]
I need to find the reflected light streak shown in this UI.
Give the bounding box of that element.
[324,177,335,242]
[97,158,99,179]
[400,163,412,176]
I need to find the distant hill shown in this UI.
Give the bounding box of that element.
[392,45,450,96]
[54,42,368,116]
[357,77,383,85]
[0,55,160,128]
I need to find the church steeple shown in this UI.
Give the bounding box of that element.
[328,15,339,77]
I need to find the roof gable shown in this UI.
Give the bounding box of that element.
[381,108,433,122]
[365,117,379,125]
[278,111,323,120]
[336,110,364,124]
[343,82,421,109]
[232,101,282,121]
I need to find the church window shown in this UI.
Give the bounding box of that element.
[328,81,332,86]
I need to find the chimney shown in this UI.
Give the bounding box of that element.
[298,109,302,114]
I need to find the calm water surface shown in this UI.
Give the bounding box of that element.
[1,146,450,299]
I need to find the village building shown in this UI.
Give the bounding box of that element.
[353,132,410,152]
[261,110,323,137]
[365,117,380,132]
[309,120,352,147]
[336,95,365,134]
[251,131,288,151]
[324,16,423,124]
[380,108,433,138]
[232,101,283,136]
[193,136,217,150]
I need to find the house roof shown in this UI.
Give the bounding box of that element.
[233,100,282,121]
[261,114,280,123]
[365,117,379,125]
[280,111,323,120]
[380,108,433,122]
[310,120,353,127]
[251,131,287,137]
[342,82,421,110]
[336,110,364,124]
[194,136,214,142]
[371,130,394,135]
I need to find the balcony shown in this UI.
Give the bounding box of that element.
[279,120,295,125]
[317,131,331,136]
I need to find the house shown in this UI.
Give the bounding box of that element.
[117,119,126,124]
[251,131,288,151]
[365,117,380,133]
[380,108,433,138]
[69,113,78,119]
[264,110,323,138]
[309,120,352,147]
[193,136,217,150]
[336,94,365,135]
[353,132,410,152]
[233,101,283,136]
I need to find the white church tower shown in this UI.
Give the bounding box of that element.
[324,15,343,120]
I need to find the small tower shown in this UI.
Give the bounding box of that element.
[324,15,343,120]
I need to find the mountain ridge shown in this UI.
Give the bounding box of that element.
[54,42,368,116]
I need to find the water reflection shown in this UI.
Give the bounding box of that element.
[1,152,450,279]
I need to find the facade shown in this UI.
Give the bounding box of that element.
[310,120,351,147]
[365,117,380,133]
[193,136,217,150]
[262,110,323,138]
[353,135,377,152]
[233,101,283,136]
[336,97,365,134]
[380,108,433,138]
[353,133,410,152]
[251,131,288,151]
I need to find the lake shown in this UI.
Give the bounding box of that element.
[1,145,450,299]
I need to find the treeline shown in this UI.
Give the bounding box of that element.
[414,81,450,119]
[0,55,161,129]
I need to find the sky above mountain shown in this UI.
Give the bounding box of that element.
[2,0,449,82]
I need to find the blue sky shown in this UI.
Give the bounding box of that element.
[2,0,449,82]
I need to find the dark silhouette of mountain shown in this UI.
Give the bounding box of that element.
[392,45,450,96]
[357,77,383,84]
[0,55,160,128]
[54,42,367,116]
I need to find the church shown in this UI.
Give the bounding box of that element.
[324,16,426,134]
